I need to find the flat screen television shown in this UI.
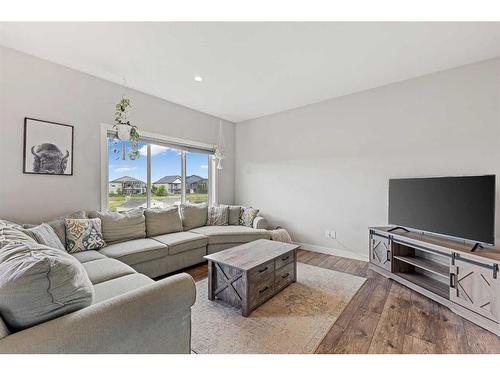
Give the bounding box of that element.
[388,175,495,245]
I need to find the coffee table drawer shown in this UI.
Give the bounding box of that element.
[275,263,295,290]
[248,260,274,281]
[275,250,294,270]
[249,276,274,308]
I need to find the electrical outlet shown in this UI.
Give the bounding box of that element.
[330,230,336,239]
[324,230,330,238]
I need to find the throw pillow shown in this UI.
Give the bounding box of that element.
[47,210,87,245]
[65,218,106,253]
[228,205,242,225]
[22,223,65,251]
[0,241,94,331]
[144,207,183,237]
[87,210,146,244]
[179,204,208,230]
[240,207,259,227]
[207,205,229,226]
[0,222,37,248]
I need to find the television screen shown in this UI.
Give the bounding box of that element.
[388,175,495,245]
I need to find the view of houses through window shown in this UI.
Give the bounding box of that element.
[107,137,210,212]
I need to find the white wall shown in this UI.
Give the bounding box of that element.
[235,58,500,260]
[0,46,235,223]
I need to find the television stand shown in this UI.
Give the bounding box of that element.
[471,243,484,252]
[387,226,410,233]
[369,226,500,336]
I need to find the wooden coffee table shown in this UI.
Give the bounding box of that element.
[204,239,300,317]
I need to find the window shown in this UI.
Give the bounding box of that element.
[105,131,214,212]
[186,151,209,204]
[107,138,147,212]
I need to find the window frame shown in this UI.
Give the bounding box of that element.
[100,123,217,211]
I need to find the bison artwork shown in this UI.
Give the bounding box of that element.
[31,143,70,174]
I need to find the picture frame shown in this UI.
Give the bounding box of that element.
[23,117,74,176]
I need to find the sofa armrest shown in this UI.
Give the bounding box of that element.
[0,273,196,354]
[253,216,268,230]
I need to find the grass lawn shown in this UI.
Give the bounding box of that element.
[108,193,208,211]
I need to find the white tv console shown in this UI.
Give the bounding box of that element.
[369,227,500,336]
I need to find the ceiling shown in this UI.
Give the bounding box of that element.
[1,22,499,122]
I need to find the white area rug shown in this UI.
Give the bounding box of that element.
[191,262,366,353]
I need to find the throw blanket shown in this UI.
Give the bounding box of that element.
[270,227,292,243]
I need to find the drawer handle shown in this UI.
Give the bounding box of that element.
[281,273,290,279]
[259,286,269,294]
[258,267,268,273]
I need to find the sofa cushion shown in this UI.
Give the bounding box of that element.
[144,207,183,237]
[179,204,208,231]
[152,231,208,255]
[99,238,167,265]
[21,223,65,250]
[71,250,107,264]
[82,258,135,285]
[88,210,146,244]
[0,241,94,331]
[65,218,106,253]
[47,210,87,245]
[189,225,270,245]
[92,274,154,304]
[228,205,241,225]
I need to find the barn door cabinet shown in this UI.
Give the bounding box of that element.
[369,232,391,271]
[450,254,499,323]
[369,227,500,336]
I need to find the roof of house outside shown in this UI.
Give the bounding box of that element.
[186,175,206,184]
[154,175,181,184]
[110,176,146,184]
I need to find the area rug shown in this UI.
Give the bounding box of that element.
[191,262,366,354]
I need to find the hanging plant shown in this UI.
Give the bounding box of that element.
[113,96,141,160]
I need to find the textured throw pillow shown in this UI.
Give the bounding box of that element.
[240,207,259,227]
[87,210,146,244]
[228,205,242,225]
[144,207,183,237]
[22,223,65,251]
[179,204,208,230]
[47,210,87,245]
[207,205,229,226]
[0,241,94,331]
[65,218,106,253]
[0,222,37,248]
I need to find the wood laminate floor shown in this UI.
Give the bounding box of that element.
[180,249,500,354]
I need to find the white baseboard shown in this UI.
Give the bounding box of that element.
[295,242,369,262]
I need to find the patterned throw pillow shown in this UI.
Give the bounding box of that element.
[207,205,229,226]
[239,207,259,227]
[65,218,106,253]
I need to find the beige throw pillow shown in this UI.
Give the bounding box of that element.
[22,223,66,251]
[207,205,229,226]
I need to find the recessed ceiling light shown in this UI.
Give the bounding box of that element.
[194,76,203,82]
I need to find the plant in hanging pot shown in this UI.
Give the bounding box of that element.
[113,96,141,160]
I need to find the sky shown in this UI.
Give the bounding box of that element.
[108,138,209,183]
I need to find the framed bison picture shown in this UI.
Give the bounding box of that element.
[23,118,74,176]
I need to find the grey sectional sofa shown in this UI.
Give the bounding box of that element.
[0,209,270,353]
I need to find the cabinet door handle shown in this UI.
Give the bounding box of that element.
[449,273,456,288]
[281,273,290,279]
[281,256,289,261]
[258,267,268,273]
[259,286,269,294]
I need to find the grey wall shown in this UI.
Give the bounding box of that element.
[235,58,500,260]
[0,46,235,223]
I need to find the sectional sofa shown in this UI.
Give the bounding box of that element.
[0,205,270,353]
